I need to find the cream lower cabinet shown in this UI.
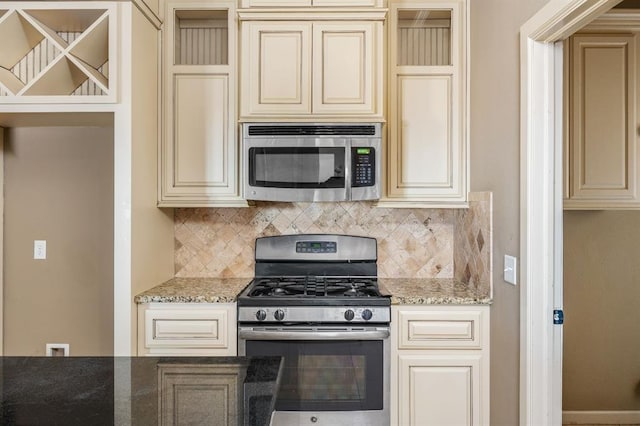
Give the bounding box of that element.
[391,305,489,426]
[383,0,468,208]
[137,303,237,356]
[564,32,640,209]
[239,16,383,118]
[159,0,245,207]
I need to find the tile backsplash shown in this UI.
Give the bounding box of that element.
[174,192,492,296]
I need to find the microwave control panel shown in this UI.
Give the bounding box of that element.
[352,147,375,187]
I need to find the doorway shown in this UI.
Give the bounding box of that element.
[561,18,640,423]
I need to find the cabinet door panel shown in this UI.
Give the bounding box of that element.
[158,364,241,426]
[313,22,379,114]
[389,74,463,198]
[398,354,481,426]
[170,74,234,193]
[242,22,311,115]
[568,34,637,204]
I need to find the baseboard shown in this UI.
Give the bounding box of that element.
[563,410,640,424]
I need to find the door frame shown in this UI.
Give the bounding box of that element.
[519,0,622,424]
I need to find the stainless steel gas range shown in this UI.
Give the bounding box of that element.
[237,234,391,426]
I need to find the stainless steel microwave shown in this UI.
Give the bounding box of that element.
[243,123,382,202]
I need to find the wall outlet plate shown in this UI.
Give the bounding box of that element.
[504,254,517,285]
[46,343,69,357]
[34,240,46,260]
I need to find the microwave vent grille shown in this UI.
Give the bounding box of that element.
[247,125,377,136]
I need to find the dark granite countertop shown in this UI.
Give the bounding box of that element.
[1,356,283,426]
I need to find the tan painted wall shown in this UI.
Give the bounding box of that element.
[469,0,549,423]
[563,211,640,410]
[3,126,114,356]
[129,7,175,352]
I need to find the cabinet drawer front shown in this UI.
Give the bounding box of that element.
[397,309,484,349]
[145,309,229,349]
[154,319,219,340]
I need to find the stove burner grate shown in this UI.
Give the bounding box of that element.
[248,276,381,298]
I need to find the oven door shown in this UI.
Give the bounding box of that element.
[244,138,349,202]
[238,326,389,426]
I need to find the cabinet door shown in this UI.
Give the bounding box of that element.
[565,34,639,209]
[397,353,482,426]
[241,21,312,116]
[164,74,238,199]
[239,0,379,7]
[312,21,381,115]
[158,364,241,426]
[242,0,311,6]
[385,1,467,207]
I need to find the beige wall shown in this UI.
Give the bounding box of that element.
[469,0,549,423]
[3,126,114,356]
[563,211,640,410]
[129,6,175,352]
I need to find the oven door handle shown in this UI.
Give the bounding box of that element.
[238,329,389,341]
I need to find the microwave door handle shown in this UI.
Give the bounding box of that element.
[238,329,389,341]
[345,140,352,200]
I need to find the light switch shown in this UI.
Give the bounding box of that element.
[504,254,517,285]
[34,240,46,260]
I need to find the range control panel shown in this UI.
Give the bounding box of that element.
[352,147,375,187]
[296,241,337,254]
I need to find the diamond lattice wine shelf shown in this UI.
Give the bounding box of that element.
[0,6,111,98]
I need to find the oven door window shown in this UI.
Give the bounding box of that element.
[245,340,383,411]
[248,147,346,189]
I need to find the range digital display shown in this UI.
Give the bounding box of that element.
[296,241,337,254]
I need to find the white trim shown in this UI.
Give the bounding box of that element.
[552,40,565,426]
[563,410,640,424]
[113,3,133,356]
[520,1,621,425]
[519,34,558,426]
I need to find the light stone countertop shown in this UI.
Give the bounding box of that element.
[379,278,492,305]
[135,277,491,305]
[134,277,251,304]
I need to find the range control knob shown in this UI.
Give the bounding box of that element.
[361,309,373,321]
[344,309,355,321]
[255,310,267,321]
[274,309,285,321]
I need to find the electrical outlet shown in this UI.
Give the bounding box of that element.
[34,240,46,260]
[46,343,69,357]
[504,255,517,285]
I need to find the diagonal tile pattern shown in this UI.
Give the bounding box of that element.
[454,192,493,298]
[174,193,492,298]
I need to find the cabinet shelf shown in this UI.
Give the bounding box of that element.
[0,5,113,100]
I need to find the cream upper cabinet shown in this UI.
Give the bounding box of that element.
[241,21,312,115]
[391,305,490,426]
[382,0,468,208]
[239,0,382,8]
[564,32,640,209]
[159,0,246,207]
[239,12,384,119]
[312,21,380,115]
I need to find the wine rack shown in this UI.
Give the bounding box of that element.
[0,4,114,101]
